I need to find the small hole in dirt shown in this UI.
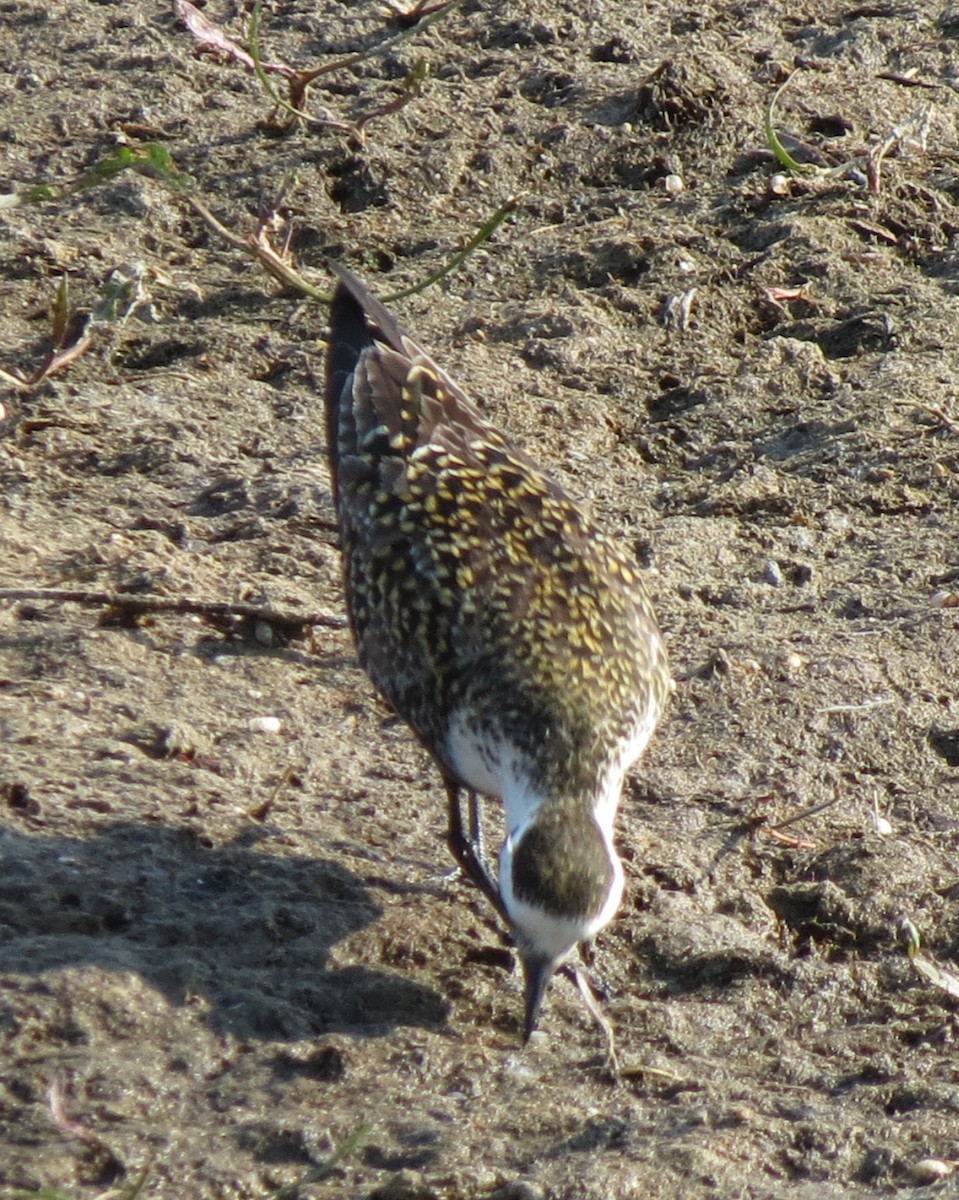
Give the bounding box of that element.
[115,338,204,370]
[77,1145,125,1188]
[927,727,959,767]
[2,780,38,813]
[882,1088,927,1117]
[270,1045,347,1082]
[808,113,853,137]
[464,945,514,972]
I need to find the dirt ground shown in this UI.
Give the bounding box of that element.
[1,1,959,1197]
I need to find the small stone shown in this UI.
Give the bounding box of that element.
[664,173,684,195]
[490,1182,548,1200]
[762,560,785,587]
[821,509,850,533]
[254,619,277,646]
[768,172,790,195]
[910,1158,953,1183]
[123,720,203,759]
[248,715,282,735]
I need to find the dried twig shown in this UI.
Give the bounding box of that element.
[0,587,346,634]
[754,794,842,851]
[174,0,294,77]
[764,72,934,195]
[184,187,516,307]
[866,105,932,193]
[760,827,817,850]
[48,1074,143,1193]
[764,796,840,833]
[877,71,942,90]
[387,0,452,24]
[0,276,94,389]
[178,0,461,136]
[48,1076,105,1148]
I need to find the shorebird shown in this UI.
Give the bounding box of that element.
[324,265,670,1040]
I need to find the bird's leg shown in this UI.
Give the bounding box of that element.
[445,782,506,920]
[467,789,486,863]
[576,939,612,1001]
[567,960,620,1078]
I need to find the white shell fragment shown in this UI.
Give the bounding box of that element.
[248,715,282,735]
[910,1158,953,1183]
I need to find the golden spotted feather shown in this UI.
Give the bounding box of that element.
[325,267,669,812]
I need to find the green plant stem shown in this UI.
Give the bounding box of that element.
[384,196,518,301]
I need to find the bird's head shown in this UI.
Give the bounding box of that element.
[499,806,624,1040]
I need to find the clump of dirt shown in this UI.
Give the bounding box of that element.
[1,2,959,1197]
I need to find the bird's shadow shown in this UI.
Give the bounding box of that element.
[0,817,447,1040]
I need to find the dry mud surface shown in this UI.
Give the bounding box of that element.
[2,2,959,1197]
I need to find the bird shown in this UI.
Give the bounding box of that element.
[324,264,670,1041]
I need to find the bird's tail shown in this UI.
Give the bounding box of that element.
[325,264,420,480]
[325,270,373,478]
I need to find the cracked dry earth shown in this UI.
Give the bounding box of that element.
[2,1,959,1198]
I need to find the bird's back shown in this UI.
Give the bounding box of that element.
[324,268,669,807]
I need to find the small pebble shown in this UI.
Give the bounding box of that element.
[248,715,282,735]
[821,509,850,533]
[254,620,279,646]
[768,172,789,195]
[490,1183,548,1200]
[664,173,684,195]
[125,720,200,759]
[502,1053,540,1082]
[910,1158,953,1183]
[762,560,785,588]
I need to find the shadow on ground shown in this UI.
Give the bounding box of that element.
[0,822,447,1040]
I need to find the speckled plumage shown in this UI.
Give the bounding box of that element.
[325,265,670,1038]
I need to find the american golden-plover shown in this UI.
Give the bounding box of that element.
[325,266,670,1040]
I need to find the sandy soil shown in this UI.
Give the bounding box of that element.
[2,1,959,1197]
